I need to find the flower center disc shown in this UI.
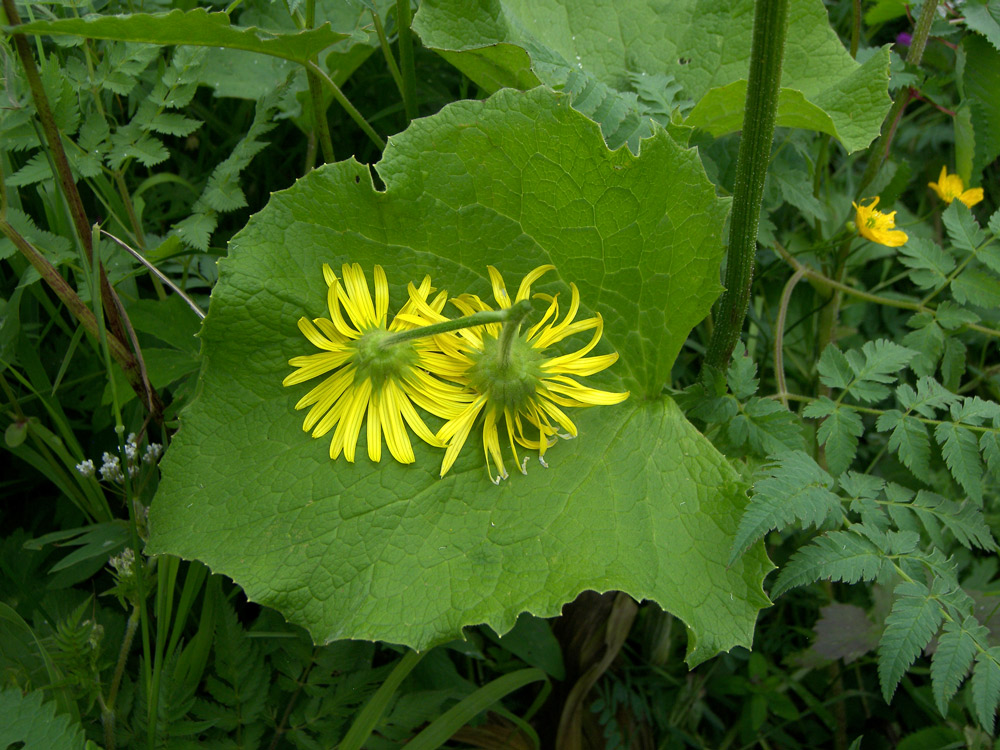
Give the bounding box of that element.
[468,334,542,411]
[352,328,417,387]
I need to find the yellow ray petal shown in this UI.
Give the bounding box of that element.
[515,264,555,303]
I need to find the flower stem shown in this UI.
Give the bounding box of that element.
[702,0,789,372]
[496,301,532,369]
[379,299,532,350]
[855,0,938,197]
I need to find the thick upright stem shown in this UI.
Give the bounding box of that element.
[702,0,788,371]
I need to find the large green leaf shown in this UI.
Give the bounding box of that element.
[412,0,891,153]
[11,9,346,64]
[148,87,770,666]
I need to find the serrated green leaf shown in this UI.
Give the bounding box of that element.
[963,35,1000,182]
[174,212,217,252]
[816,345,854,390]
[931,616,983,715]
[955,396,1000,424]
[146,112,202,137]
[0,687,87,750]
[935,422,984,503]
[964,0,1000,52]
[878,581,943,703]
[816,406,863,477]
[951,268,1000,308]
[941,337,967,391]
[942,201,987,257]
[935,301,980,330]
[840,472,885,500]
[741,398,805,455]
[802,395,837,419]
[148,88,768,666]
[727,341,758,400]
[844,340,915,403]
[989,207,1000,237]
[96,42,160,95]
[911,491,996,551]
[981,430,1000,482]
[13,9,348,65]
[903,317,944,377]
[6,152,52,187]
[771,529,884,599]
[972,649,1000,732]
[878,410,932,482]
[413,0,890,153]
[771,158,827,221]
[898,238,955,289]
[730,451,839,564]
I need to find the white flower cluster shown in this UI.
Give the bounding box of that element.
[109,547,135,577]
[75,433,163,482]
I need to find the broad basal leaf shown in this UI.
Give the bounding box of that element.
[148,88,769,666]
[413,0,890,152]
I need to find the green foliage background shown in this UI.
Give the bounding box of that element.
[2,0,1000,747]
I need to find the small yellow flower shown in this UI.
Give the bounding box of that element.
[928,166,984,208]
[283,263,468,464]
[410,265,629,483]
[852,197,908,247]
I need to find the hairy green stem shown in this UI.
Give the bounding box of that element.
[395,0,417,122]
[379,299,532,350]
[855,0,938,197]
[703,0,789,371]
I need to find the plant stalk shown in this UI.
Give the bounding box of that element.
[3,0,132,352]
[0,220,163,410]
[702,0,789,371]
[855,0,938,197]
[379,299,532,350]
[395,0,417,122]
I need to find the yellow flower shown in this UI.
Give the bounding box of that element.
[928,166,984,208]
[410,265,629,483]
[283,263,468,464]
[852,197,908,247]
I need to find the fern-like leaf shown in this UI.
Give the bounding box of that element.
[814,404,863,477]
[877,410,932,482]
[972,648,1000,733]
[729,451,841,564]
[844,340,915,403]
[931,616,986,715]
[981,429,1000,482]
[771,529,885,599]
[934,421,984,503]
[898,237,955,289]
[942,201,987,257]
[914,491,996,551]
[878,581,943,703]
[816,346,854,391]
